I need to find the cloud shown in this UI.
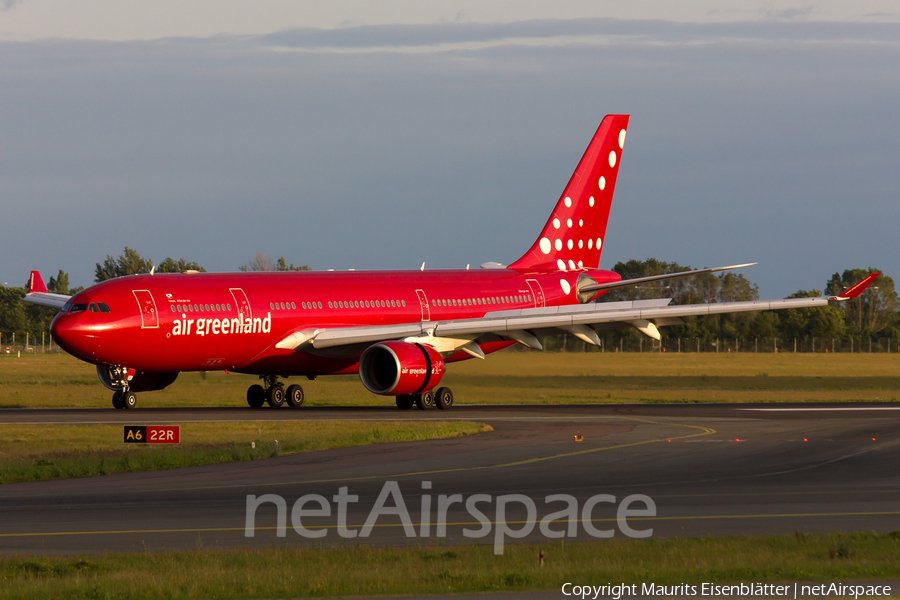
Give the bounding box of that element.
[762,6,817,21]
[2,0,24,11]
[246,18,900,52]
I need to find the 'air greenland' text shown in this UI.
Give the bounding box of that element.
[171,312,271,337]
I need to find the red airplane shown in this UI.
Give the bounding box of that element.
[24,115,878,410]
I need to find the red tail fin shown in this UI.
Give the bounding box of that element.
[509,114,629,271]
[28,270,48,294]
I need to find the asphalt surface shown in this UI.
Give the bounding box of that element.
[1,403,899,555]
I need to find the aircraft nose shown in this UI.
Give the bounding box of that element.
[51,312,89,359]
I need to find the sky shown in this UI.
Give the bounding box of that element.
[1,1,898,297]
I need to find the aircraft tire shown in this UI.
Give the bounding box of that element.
[395,395,414,410]
[112,391,125,410]
[415,391,434,410]
[247,385,265,408]
[434,387,453,410]
[285,385,304,408]
[122,391,137,410]
[266,384,285,408]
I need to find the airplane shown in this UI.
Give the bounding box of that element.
[23,114,878,410]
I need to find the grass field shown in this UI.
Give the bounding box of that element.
[2,533,898,599]
[1,351,899,409]
[0,420,489,484]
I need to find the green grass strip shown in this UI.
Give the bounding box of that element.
[2,533,900,599]
[0,421,490,484]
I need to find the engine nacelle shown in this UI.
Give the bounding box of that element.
[359,341,445,396]
[97,364,179,393]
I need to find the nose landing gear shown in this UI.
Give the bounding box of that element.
[112,390,137,410]
[106,365,137,410]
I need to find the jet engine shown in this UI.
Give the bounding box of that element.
[97,364,179,393]
[358,341,444,396]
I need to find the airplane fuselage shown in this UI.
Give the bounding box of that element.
[51,267,620,376]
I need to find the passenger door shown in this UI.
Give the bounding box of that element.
[415,289,431,321]
[132,290,159,329]
[526,279,545,308]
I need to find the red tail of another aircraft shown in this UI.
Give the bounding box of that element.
[509,114,629,272]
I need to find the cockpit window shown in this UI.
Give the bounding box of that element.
[70,303,88,313]
[89,303,99,313]
[62,301,72,313]
[98,302,111,313]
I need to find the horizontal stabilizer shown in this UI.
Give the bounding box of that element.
[579,263,757,295]
[22,271,71,310]
[832,273,879,300]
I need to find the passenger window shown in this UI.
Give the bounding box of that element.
[99,302,111,313]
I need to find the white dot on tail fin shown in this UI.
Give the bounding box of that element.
[564,197,572,208]
[596,238,602,250]
[567,239,573,250]
[588,239,593,249]
[557,259,566,271]
[578,239,583,249]
[619,129,626,149]
[578,260,584,268]
[598,177,606,190]
[540,237,551,254]
[553,218,560,229]
[567,218,572,228]
[579,219,583,227]
[568,260,576,270]
[609,151,616,167]
[555,239,562,251]
[589,196,595,207]
[560,279,571,295]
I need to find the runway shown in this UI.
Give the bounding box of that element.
[1,403,898,555]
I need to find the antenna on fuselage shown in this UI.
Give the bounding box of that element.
[150,266,155,275]
[420,262,425,271]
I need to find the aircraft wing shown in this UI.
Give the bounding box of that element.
[22,270,71,310]
[277,273,879,352]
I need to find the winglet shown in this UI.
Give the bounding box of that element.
[832,273,879,301]
[28,271,48,294]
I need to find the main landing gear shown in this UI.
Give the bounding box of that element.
[247,376,304,409]
[395,387,453,411]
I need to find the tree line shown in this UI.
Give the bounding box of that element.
[595,259,896,345]
[0,249,895,349]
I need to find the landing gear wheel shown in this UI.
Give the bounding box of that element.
[395,395,414,410]
[266,384,285,408]
[121,391,137,410]
[285,385,304,408]
[435,387,453,410]
[247,384,265,408]
[415,391,434,410]
[112,391,125,409]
